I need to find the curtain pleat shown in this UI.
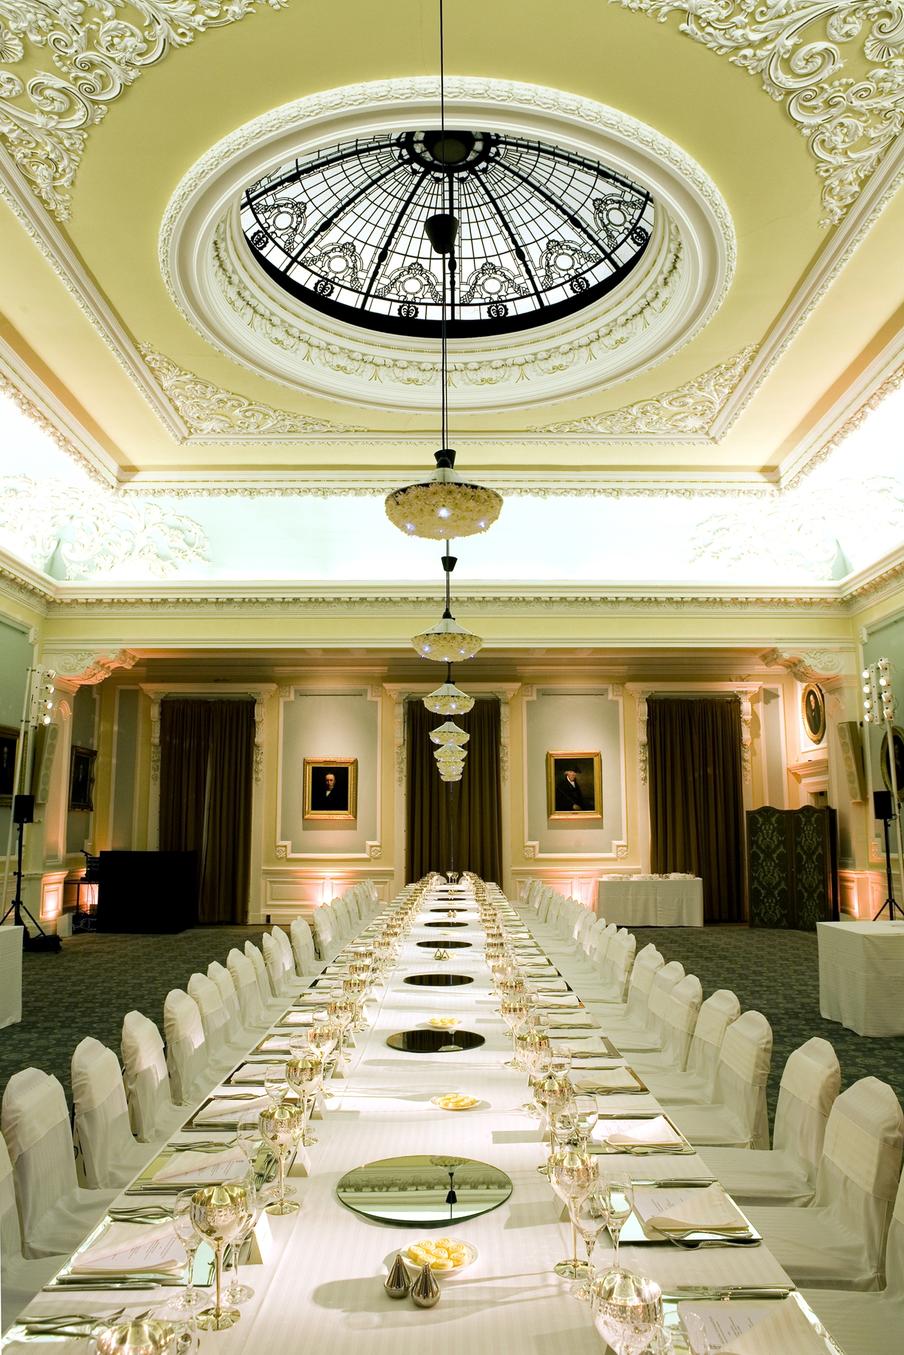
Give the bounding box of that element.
[159,698,254,924]
[406,699,502,883]
[647,696,745,923]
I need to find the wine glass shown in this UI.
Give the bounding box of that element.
[552,1100,581,1148]
[224,1174,258,1306]
[603,1174,635,1275]
[592,1270,663,1355]
[574,1093,599,1147]
[548,1145,596,1278]
[263,1062,289,1104]
[569,1182,610,1300]
[259,1102,304,1215]
[286,1051,322,1145]
[190,1183,252,1332]
[171,1190,203,1314]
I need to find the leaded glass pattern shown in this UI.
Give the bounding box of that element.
[240,130,655,338]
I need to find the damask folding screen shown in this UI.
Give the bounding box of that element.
[647,695,745,922]
[406,698,502,883]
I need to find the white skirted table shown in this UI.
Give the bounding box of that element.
[0,925,23,1028]
[817,919,904,1037]
[597,877,704,927]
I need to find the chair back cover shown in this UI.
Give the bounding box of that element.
[262,931,291,997]
[815,1076,904,1287]
[121,1010,174,1142]
[684,989,741,1094]
[312,906,334,956]
[0,1131,24,1265]
[187,972,232,1049]
[772,1037,841,1184]
[621,945,665,1023]
[228,948,268,1027]
[713,1010,773,1149]
[290,918,318,975]
[207,961,246,1043]
[1,1070,80,1246]
[887,1163,904,1296]
[643,961,686,1035]
[604,930,637,999]
[71,1037,142,1189]
[656,974,703,1070]
[245,941,276,1003]
[272,926,297,976]
[163,989,208,1105]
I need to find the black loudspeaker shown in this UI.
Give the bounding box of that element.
[874,790,894,821]
[12,794,34,825]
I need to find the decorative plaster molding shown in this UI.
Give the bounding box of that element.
[275,843,288,859]
[628,682,761,783]
[0,475,208,579]
[42,646,137,686]
[611,0,904,225]
[148,693,162,785]
[538,346,758,436]
[0,0,287,222]
[139,345,365,440]
[0,357,112,488]
[781,359,904,491]
[367,842,382,860]
[760,647,853,682]
[523,843,538,860]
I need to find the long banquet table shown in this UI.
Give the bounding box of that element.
[3,885,845,1355]
[817,919,904,1037]
[597,879,704,928]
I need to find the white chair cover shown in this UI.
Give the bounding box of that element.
[227,947,272,1029]
[748,1077,904,1290]
[262,931,290,997]
[645,989,741,1105]
[671,1010,773,1150]
[587,942,662,1014]
[701,1037,841,1206]
[272,926,304,981]
[71,1037,150,1189]
[244,941,286,1014]
[290,918,320,976]
[0,1132,62,1332]
[120,1010,183,1143]
[604,960,686,1047]
[585,929,637,1003]
[631,974,703,1072]
[312,906,336,958]
[163,989,209,1105]
[1,1070,113,1258]
[207,961,247,1044]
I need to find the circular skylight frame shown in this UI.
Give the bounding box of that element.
[239,129,655,340]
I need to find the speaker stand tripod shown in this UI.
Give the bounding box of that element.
[0,813,60,950]
[874,812,904,921]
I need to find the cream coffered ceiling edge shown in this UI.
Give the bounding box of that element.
[609,0,904,228]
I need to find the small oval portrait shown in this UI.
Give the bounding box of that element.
[801,683,826,745]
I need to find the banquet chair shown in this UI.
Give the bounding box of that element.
[0,1131,64,1331]
[71,1037,151,1190]
[746,1078,904,1290]
[120,1010,185,1142]
[312,905,338,960]
[699,1037,841,1206]
[272,925,312,989]
[290,917,321,976]
[581,928,637,1004]
[163,989,210,1105]
[227,948,276,1030]
[583,941,662,1014]
[244,941,288,1017]
[207,960,251,1044]
[602,960,687,1048]
[262,931,300,999]
[801,1160,904,1354]
[1,1069,115,1258]
[628,974,703,1071]
[670,1010,773,1150]
[644,989,741,1106]
[187,972,247,1069]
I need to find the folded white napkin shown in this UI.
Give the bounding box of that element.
[574,1067,640,1092]
[154,1145,248,1184]
[195,1094,272,1124]
[72,1222,184,1275]
[636,1184,747,1234]
[681,1300,828,1355]
[281,1011,320,1026]
[595,1115,684,1149]
[231,1063,272,1083]
[548,1023,599,1037]
[538,994,581,1008]
[553,1037,612,1057]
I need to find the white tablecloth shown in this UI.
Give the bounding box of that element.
[0,925,23,1029]
[5,889,843,1355]
[597,878,704,927]
[817,920,904,1037]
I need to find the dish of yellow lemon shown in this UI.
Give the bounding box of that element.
[426,1016,460,1029]
[402,1238,477,1275]
[431,1093,481,1111]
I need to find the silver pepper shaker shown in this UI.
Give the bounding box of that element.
[410,1262,440,1308]
[384,1251,411,1299]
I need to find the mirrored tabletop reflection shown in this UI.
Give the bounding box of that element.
[415,939,472,949]
[386,1028,486,1053]
[336,1154,512,1226]
[403,973,474,987]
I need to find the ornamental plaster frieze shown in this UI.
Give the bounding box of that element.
[759,647,856,683]
[536,346,758,436]
[781,360,904,491]
[0,0,288,222]
[610,0,904,226]
[40,646,138,686]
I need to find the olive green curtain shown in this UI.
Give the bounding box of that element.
[406,698,502,883]
[159,698,255,923]
[647,696,745,923]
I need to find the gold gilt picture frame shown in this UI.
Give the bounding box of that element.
[546,751,602,820]
[303,757,357,820]
[801,682,826,745]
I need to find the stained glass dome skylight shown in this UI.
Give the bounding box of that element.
[240,130,655,339]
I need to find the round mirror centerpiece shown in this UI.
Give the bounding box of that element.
[337,1155,512,1227]
[386,1028,485,1054]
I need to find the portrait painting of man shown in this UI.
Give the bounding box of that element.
[303,758,357,820]
[546,752,602,820]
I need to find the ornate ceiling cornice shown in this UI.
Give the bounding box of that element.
[781,359,904,492]
[0,0,288,222]
[536,346,757,437]
[611,0,904,226]
[139,346,365,440]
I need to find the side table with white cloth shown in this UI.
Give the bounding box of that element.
[597,876,704,927]
[817,920,904,1037]
[0,925,23,1028]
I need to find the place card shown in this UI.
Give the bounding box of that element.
[677,1300,829,1355]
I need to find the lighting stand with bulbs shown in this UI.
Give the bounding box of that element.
[0,666,62,949]
[861,657,904,921]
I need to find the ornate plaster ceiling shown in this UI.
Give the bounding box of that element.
[0,0,902,514]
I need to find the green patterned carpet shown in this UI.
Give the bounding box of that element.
[0,927,266,1105]
[1,925,902,1134]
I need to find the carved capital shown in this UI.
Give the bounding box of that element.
[43,647,138,687]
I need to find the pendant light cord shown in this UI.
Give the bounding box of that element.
[439,0,448,452]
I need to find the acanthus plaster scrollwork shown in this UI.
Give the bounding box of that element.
[42,646,137,685]
[760,647,852,682]
[0,0,287,222]
[0,475,208,578]
[611,1,904,225]
[781,360,904,490]
[211,217,685,394]
[538,346,758,436]
[139,345,365,440]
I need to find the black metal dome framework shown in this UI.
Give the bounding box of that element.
[240,130,655,339]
